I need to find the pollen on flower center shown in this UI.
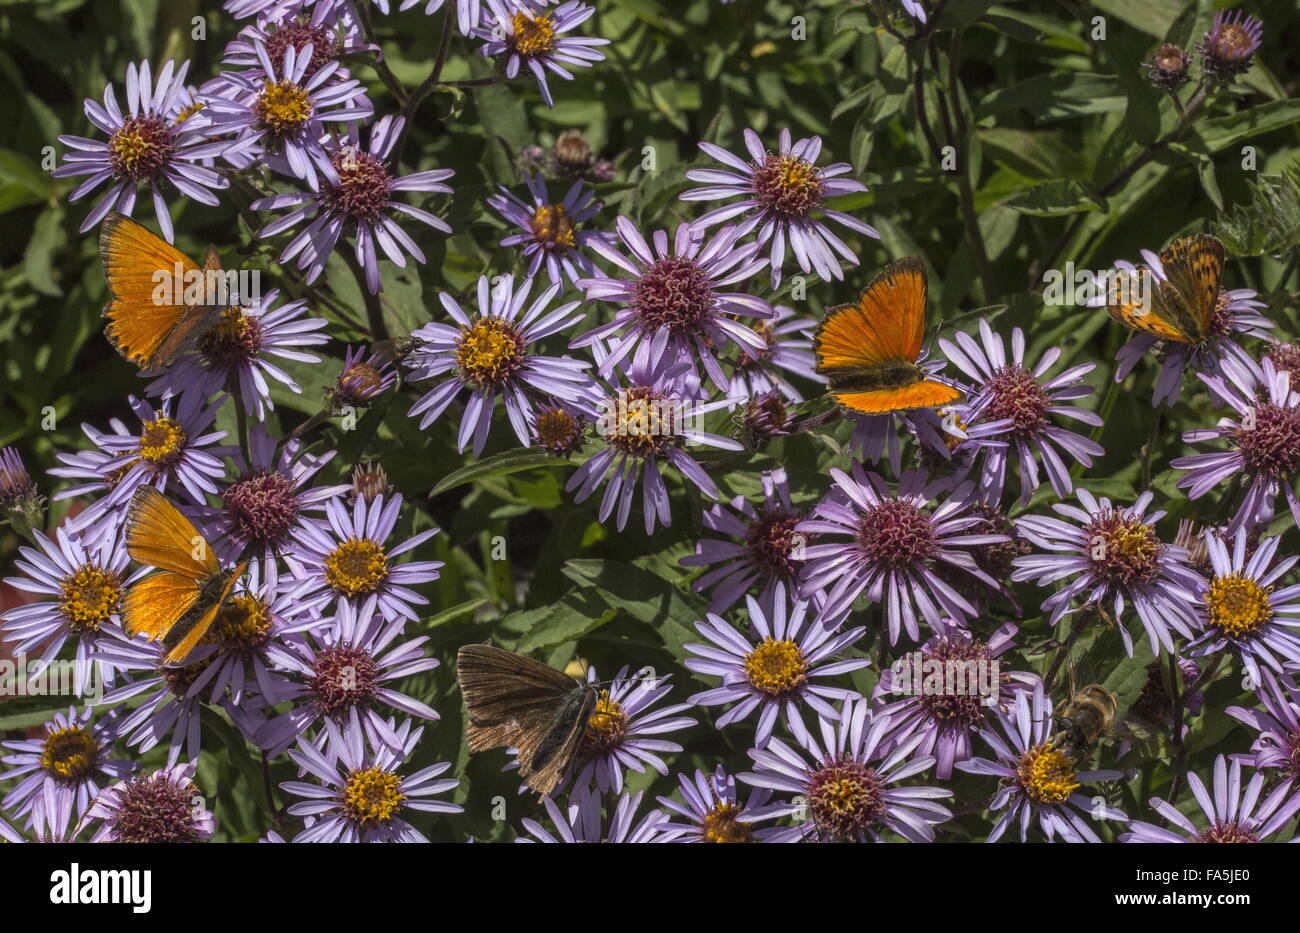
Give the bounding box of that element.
[752,152,824,217]
[455,317,527,388]
[40,726,100,783]
[321,146,394,222]
[199,308,264,369]
[210,593,273,652]
[342,766,405,826]
[108,115,176,182]
[701,801,753,843]
[1205,574,1273,639]
[324,537,390,597]
[109,774,204,843]
[582,690,627,754]
[603,386,683,458]
[743,637,807,696]
[254,79,314,136]
[916,637,996,726]
[1235,402,1300,478]
[223,469,300,546]
[530,204,577,251]
[137,415,188,467]
[632,256,714,333]
[984,365,1049,436]
[310,643,379,716]
[1017,742,1079,804]
[857,499,937,567]
[807,757,884,838]
[1085,511,1162,586]
[1196,821,1259,843]
[743,508,805,582]
[58,564,123,632]
[534,405,582,452]
[507,12,557,57]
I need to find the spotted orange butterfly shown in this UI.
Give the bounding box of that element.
[1104,233,1225,344]
[812,255,963,414]
[99,211,227,372]
[123,486,247,666]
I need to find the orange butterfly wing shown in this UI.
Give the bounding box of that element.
[1105,235,1224,344]
[814,255,928,372]
[125,485,219,579]
[122,571,202,641]
[100,212,222,372]
[162,561,247,666]
[832,381,963,415]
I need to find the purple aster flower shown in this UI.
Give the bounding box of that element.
[253,115,453,292]
[685,585,869,748]
[796,465,1010,640]
[740,696,953,842]
[565,344,744,534]
[873,618,1038,780]
[727,304,823,404]
[1199,10,1264,79]
[333,344,399,409]
[681,128,876,288]
[207,39,370,191]
[681,467,810,613]
[487,173,607,288]
[1183,528,1300,684]
[570,665,696,794]
[572,218,774,390]
[1011,488,1203,656]
[224,5,372,81]
[406,273,598,456]
[955,683,1128,842]
[288,492,443,624]
[145,288,330,420]
[49,393,231,524]
[1227,668,1300,781]
[255,598,442,757]
[225,0,351,18]
[1122,755,1298,842]
[202,425,351,564]
[656,765,781,843]
[476,1,610,108]
[1,708,134,837]
[1,523,132,694]
[518,786,676,843]
[380,1,485,36]
[281,713,461,842]
[938,321,1104,504]
[52,60,228,241]
[1087,247,1271,407]
[1173,357,1300,535]
[84,762,215,842]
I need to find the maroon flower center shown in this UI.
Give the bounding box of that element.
[310,643,379,719]
[1084,511,1163,587]
[752,153,824,217]
[857,499,937,567]
[743,508,805,581]
[199,308,263,370]
[534,406,582,452]
[264,18,340,79]
[807,757,884,838]
[321,146,394,222]
[915,637,996,727]
[223,469,300,546]
[632,256,714,333]
[109,773,205,843]
[108,115,177,182]
[743,390,792,438]
[1196,821,1259,843]
[1265,344,1300,384]
[1235,402,1300,478]
[984,364,1049,437]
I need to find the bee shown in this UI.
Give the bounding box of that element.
[1049,683,1119,757]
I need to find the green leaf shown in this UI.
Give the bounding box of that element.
[429,448,575,497]
[999,179,1106,216]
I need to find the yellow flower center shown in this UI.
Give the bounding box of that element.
[210,593,273,651]
[743,638,807,696]
[508,12,556,57]
[137,416,188,466]
[530,204,576,251]
[58,564,123,632]
[753,153,824,216]
[174,101,206,125]
[342,767,405,826]
[324,537,390,597]
[40,725,99,783]
[455,317,526,388]
[255,80,314,135]
[1017,743,1080,805]
[701,801,753,843]
[1206,574,1273,639]
[583,690,627,753]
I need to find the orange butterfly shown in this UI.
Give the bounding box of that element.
[812,255,963,414]
[99,211,228,372]
[1105,233,1225,345]
[123,486,247,666]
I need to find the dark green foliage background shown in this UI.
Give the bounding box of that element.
[1,0,1299,841]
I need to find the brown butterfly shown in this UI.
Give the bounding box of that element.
[1104,233,1226,345]
[456,644,598,796]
